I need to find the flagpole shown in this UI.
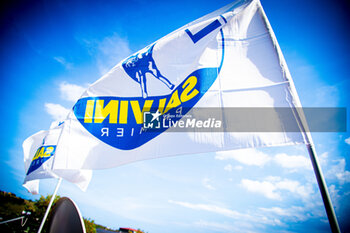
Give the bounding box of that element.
[37,177,62,233]
[256,0,341,232]
[306,143,341,233]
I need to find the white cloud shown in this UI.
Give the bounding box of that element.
[260,206,292,216]
[317,151,350,184]
[345,137,350,145]
[81,34,132,75]
[328,185,341,207]
[169,200,283,228]
[43,82,87,123]
[241,177,312,200]
[315,85,340,107]
[215,149,271,167]
[78,33,132,75]
[327,159,350,184]
[59,82,88,102]
[274,179,312,199]
[45,103,70,121]
[334,160,350,184]
[224,164,233,172]
[259,206,308,222]
[202,178,215,190]
[223,164,243,172]
[319,152,329,165]
[241,179,281,200]
[336,170,350,183]
[320,152,329,159]
[274,153,311,170]
[53,56,73,70]
[168,200,249,220]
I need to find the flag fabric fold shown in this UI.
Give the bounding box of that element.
[42,0,308,184]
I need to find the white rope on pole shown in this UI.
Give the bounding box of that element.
[37,178,62,233]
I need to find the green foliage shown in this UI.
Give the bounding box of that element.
[84,218,96,233]
[34,194,61,218]
[0,191,60,233]
[0,190,146,233]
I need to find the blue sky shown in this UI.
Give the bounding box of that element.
[1,0,350,232]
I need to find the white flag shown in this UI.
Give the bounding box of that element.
[52,0,309,179]
[23,122,92,194]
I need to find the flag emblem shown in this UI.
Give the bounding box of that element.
[26,145,56,175]
[122,44,175,99]
[73,20,226,150]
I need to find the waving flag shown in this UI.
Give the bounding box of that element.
[23,122,92,194]
[51,0,308,177]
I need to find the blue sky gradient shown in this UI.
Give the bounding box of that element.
[1,0,349,232]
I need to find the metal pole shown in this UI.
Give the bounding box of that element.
[37,178,62,233]
[307,144,341,233]
[0,216,25,225]
[256,0,341,231]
